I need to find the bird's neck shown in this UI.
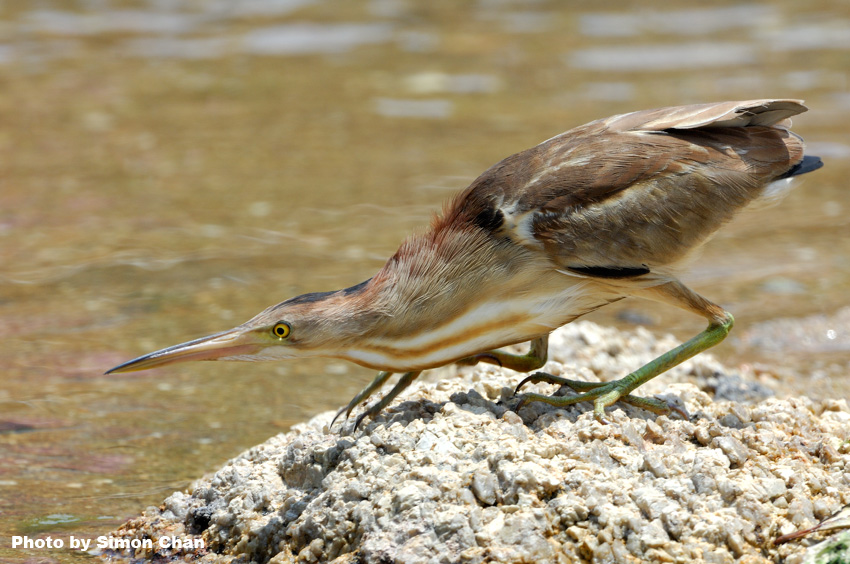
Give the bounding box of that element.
[316,226,560,371]
[370,227,522,328]
[309,234,506,334]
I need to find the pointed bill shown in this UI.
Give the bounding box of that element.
[106,329,262,374]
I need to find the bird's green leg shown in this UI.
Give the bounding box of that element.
[354,371,422,430]
[331,370,393,428]
[515,373,679,416]
[517,281,733,420]
[457,335,549,372]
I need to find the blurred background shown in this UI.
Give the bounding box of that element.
[0,1,847,561]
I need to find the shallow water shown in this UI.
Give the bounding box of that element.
[1,1,848,562]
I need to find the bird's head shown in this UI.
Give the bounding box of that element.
[106,281,379,374]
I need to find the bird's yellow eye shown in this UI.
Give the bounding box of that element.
[272,322,291,339]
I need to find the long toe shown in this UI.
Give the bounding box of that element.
[515,372,609,394]
[330,404,354,430]
[353,411,370,432]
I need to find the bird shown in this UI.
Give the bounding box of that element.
[107,99,822,428]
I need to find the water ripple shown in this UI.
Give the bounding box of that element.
[243,23,394,55]
[569,42,755,71]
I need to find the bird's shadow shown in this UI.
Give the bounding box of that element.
[336,382,669,436]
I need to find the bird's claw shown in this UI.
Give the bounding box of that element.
[353,410,371,432]
[329,405,354,430]
[329,371,422,434]
[515,371,608,395]
[515,372,566,393]
[329,403,373,434]
[330,399,378,434]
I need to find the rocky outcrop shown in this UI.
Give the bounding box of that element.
[102,322,850,563]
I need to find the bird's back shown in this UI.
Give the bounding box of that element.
[443,99,819,276]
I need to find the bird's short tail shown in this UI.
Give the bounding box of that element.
[755,154,823,208]
[779,155,823,179]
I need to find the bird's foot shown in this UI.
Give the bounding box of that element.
[456,335,548,372]
[351,371,420,431]
[515,372,688,422]
[330,371,392,430]
[330,371,422,433]
[512,308,733,422]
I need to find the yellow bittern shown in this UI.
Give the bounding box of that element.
[108,99,822,427]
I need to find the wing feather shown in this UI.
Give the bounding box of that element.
[604,99,806,131]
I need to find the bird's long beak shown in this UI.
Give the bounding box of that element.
[105,328,263,374]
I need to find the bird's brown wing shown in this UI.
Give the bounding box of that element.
[451,100,808,275]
